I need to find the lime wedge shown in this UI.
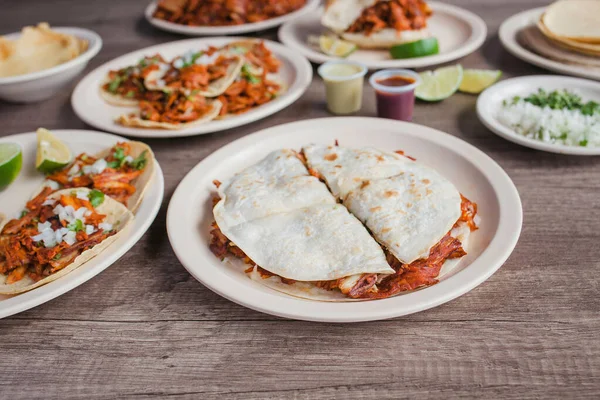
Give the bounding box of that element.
[459,69,502,94]
[318,35,357,58]
[390,38,439,59]
[0,143,22,190]
[415,65,463,102]
[36,128,72,174]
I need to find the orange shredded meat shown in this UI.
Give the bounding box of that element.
[153,0,307,26]
[0,192,114,284]
[346,0,432,36]
[45,142,147,206]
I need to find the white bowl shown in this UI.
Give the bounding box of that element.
[0,27,102,103]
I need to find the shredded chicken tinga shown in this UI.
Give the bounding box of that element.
[153,0,307,26]
[346,0,432,35]
[46,142,148,206]
[102,40,284,128]
[103,55,167,102]
[0,189,114,284]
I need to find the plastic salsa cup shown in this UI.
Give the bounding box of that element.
[369,69,421,121]
[318,60,368,115]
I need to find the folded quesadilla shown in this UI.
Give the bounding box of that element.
[302,144,478,299]
[210,149,396,300]
[0,187,133,294]
[38,136,155,212]
[322,0,433,49]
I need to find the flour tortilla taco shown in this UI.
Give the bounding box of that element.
[144,49,244,97]
[116,92,222,130]
[38,134,155,213]
[0,187,133,294]
[321,0,433,49]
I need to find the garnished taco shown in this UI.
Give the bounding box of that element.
[41,141,155,212]
[117,91,222,130]
[0,187,133,294]
[144,49,244,97]
[100,55,168,107]
[322,0,433,49]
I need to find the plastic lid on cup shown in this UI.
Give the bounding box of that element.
[369,69,421,93]
[318,60,368,82]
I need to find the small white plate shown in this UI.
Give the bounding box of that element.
[167,117,522,322]
[477,75,600,156]
[0,130,164,319]
[71,37,312,138]
[278,2,487,70]
[499,8,600,81]
[145,0,320,36]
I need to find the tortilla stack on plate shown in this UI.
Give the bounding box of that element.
[321,0,433,49]
[541,0,600,45]
[519,26,600,71]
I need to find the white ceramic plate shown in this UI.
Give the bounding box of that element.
[0,130,164,319]
[145,0,320,36]
[278,2,487,69]
[477,75,600,156]
[499,8,600,81]
[167,117,522,322]
[71,37,312,138]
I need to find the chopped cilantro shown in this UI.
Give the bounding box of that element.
[53,253,62,261]
[108,76,123,93]
[19,210,28,218]
[68,219,84,232]
[241,64,260,84]
[579,139,589,147]
[88,189,105,208]
[130,151,148,171]
[125,90,136,98]
[518,89,599,114]
[107,147,127,169]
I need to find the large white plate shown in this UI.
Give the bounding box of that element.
[477,75,600,156]
[499,8,600,81]
[0,130,164,319]
[71,37,312,138]
[145,0,320,36]
[278,2,487,69]
[167,117,522,322]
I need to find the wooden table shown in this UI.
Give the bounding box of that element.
[1,1,599,398]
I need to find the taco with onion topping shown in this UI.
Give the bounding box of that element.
[0,188,133,294]
[39,138,155,213]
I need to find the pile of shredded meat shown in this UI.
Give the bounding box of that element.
[153,0,307,26]
[346,0,432,36]
[0,188,113,284]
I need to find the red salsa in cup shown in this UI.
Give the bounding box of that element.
[369,69,421,121]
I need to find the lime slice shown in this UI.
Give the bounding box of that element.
[318,35,357,58]
[459,69,502,94]
[36,128,72,174]
[0,143,22,190]
[415,65,463,102]
[390,38,439,59]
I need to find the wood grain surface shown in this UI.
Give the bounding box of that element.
[1,1,599,399]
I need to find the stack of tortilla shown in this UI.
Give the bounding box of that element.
[520,0,600,73]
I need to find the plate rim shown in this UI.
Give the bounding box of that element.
[71,37,312,139]
[166,117,523,322]
[277,1,487,69]
[498,7,600,81]
[0,129,165,319]
[144,0,321,36]
[477,74,600,155]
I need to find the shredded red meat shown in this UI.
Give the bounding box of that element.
[346,0,432,36]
